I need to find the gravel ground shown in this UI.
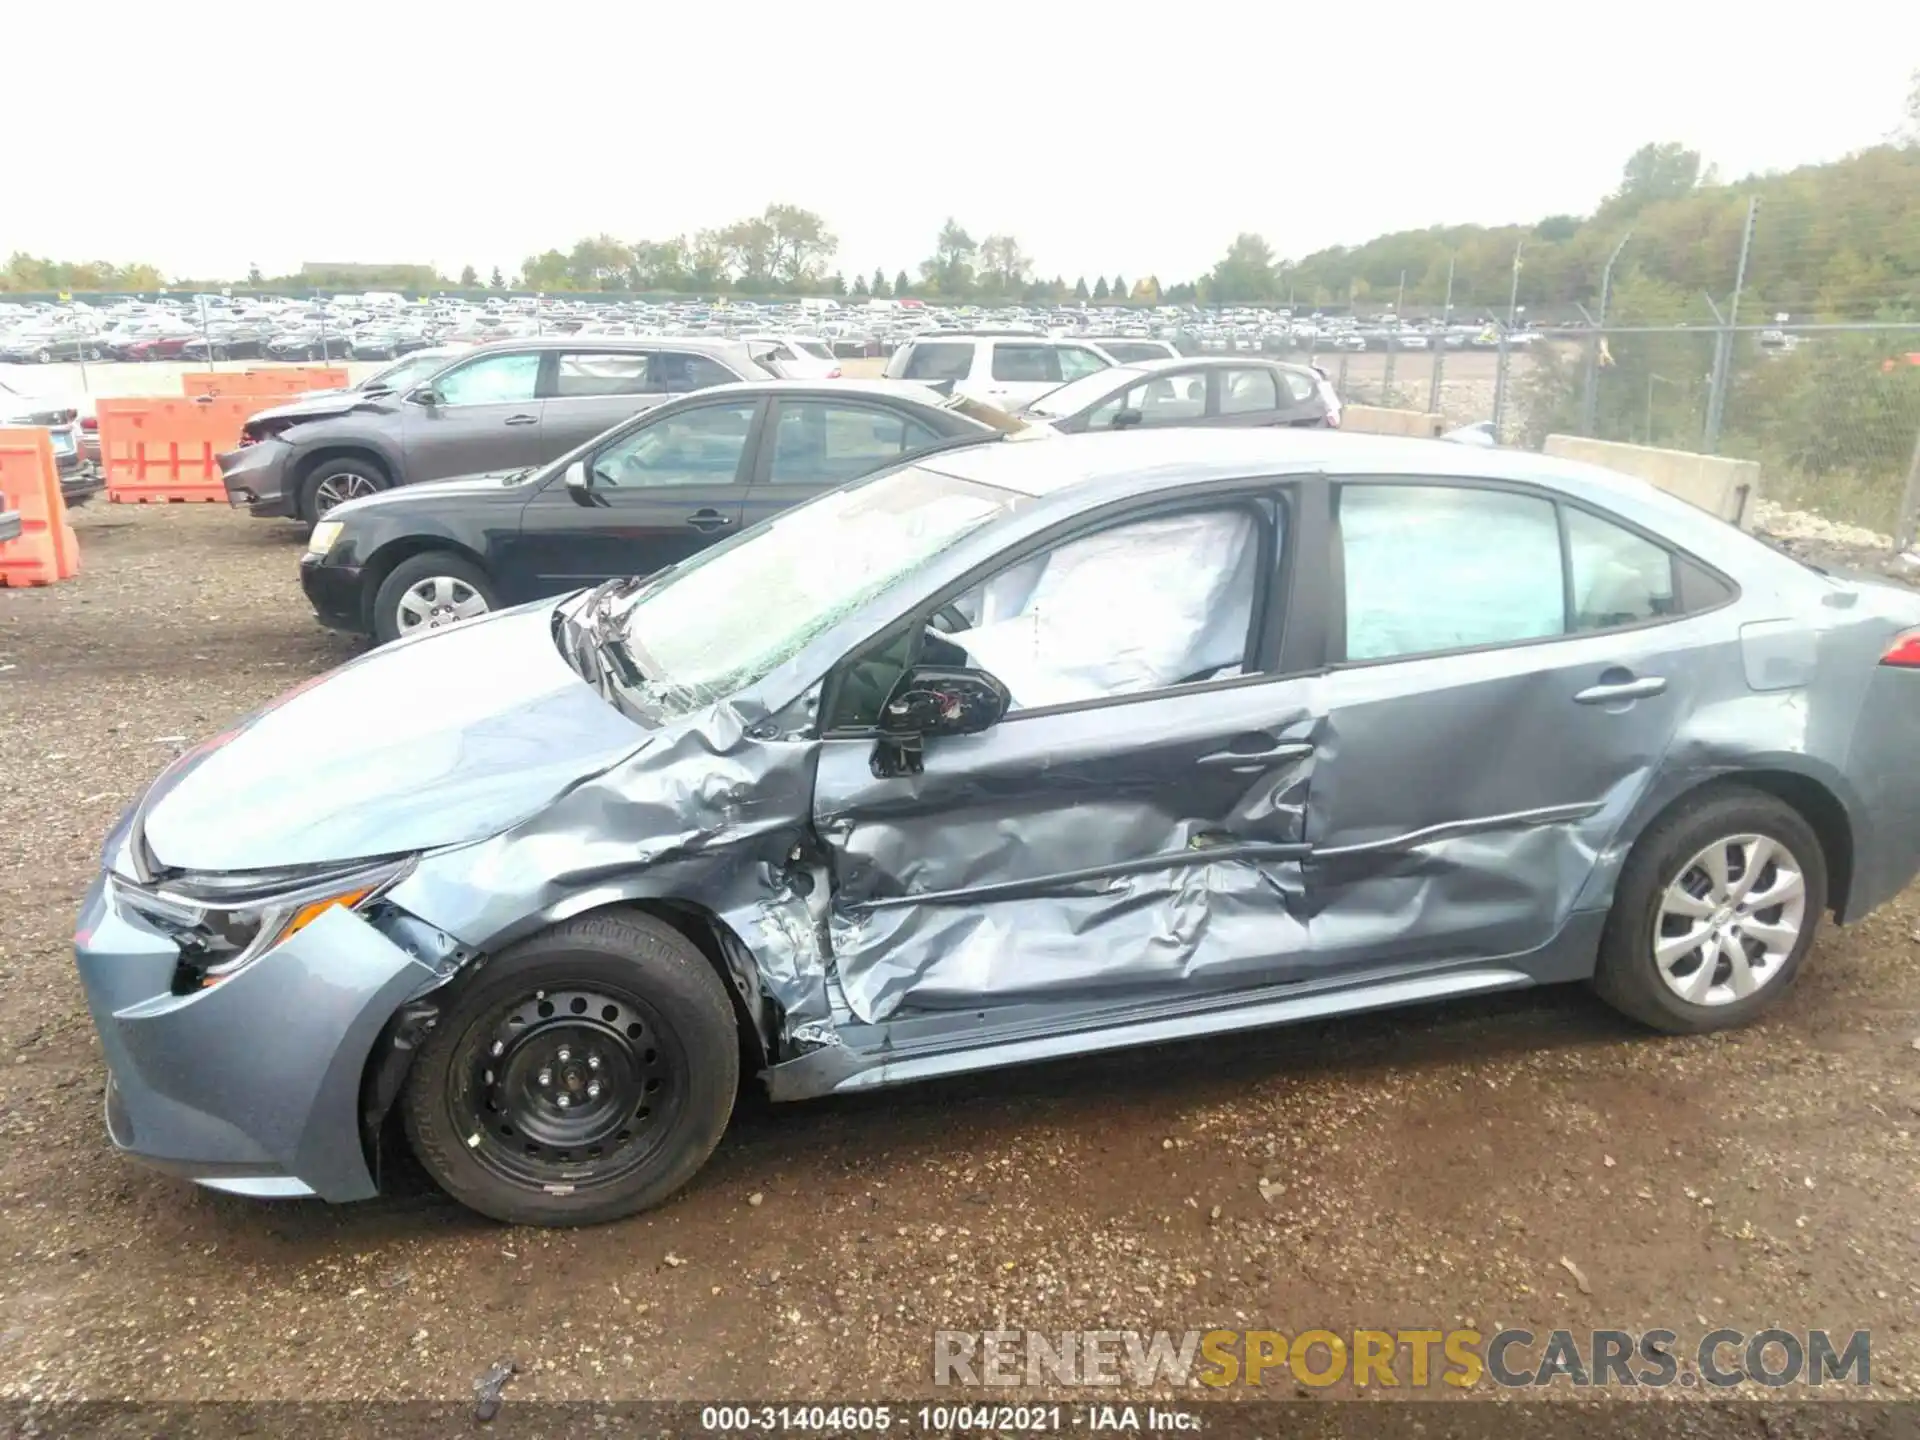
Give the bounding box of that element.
[2,503,1918,1417]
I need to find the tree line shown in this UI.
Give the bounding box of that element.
[6,70,1918,317]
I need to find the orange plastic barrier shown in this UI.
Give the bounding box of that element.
[0,428,80,586]
[181,367,348,398]
[98,397,258,503]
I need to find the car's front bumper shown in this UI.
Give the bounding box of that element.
[299,552,370,634]
[218,439,297,519]
[75,871,441,1202]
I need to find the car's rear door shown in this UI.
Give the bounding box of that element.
[1299,475,1724,980]
[504,397,761,595]
[740,397,950,531]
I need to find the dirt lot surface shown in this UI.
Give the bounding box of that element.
[2,505,1919,1419]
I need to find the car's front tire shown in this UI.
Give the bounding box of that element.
[371,551,498,645]
[1593,786,1827,1033]
[402,910,740,1227]
[297,457,389,524]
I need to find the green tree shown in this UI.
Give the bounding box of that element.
[489,266,505,290]
[827,271,847,296]
[1207,233,1280,302]
[245,262,263,286]
[761,203,837,287]
[920,218,978,295]
[851,272,870,298]
[458,264,479,288]
[1092,276,1110,300]
[1073,276,1089,301]
[871,267,890,297]
[1602,142,1705,219]
[977,234,1031,295]
[894,269,912,298]
[520,249,573,291]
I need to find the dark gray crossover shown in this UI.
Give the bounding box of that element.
[77,429,1920,1225]
[218,336,773,523]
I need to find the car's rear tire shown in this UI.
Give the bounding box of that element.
[297,456,388,524]
[1593,786,1826,1034]
[371,551,498,645]
[402,910,739,1227]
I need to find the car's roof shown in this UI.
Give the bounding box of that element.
[912,428,1783,563]
[675,377,974,411]
[462,334,753,357]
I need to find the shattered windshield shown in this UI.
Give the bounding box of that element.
[598,464,1024,717]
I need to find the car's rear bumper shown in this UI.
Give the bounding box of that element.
[299,553,370,634]
[75,872,438,1203]
[219,440,297,519]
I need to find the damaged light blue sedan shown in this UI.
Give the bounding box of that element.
[75,429,1920,1225]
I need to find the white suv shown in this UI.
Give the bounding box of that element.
[883,332,1112,411]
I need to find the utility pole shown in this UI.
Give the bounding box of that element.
[1703,197,1758,454]
[1428,255,1454,414]
[1580,230,1632,435]
[1506,240,1524,327]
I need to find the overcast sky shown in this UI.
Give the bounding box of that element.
[14,2,1918,283]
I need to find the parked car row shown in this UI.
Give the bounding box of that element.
[216,332,1337,648]
[2,291,1550,371]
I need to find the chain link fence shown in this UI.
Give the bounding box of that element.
[1323,323,1920,549]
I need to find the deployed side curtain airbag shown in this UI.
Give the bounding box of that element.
[949,510,1259,709]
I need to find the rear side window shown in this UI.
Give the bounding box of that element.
[1219,368,1280,414]
[900,342,974,381]
[1339,485,1564,661]
[649,352,741,393]
[554,352,652,397]
[1565,506,1678,629]
[1338,482,1711,662]
[1282,370,1317,402]
[990,344,1060,383]
[768,402,941,486]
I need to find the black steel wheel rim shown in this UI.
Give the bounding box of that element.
[448,984,689,1193]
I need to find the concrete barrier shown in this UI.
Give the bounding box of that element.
[1341,406,1445,438]
[1544,435,1762,529]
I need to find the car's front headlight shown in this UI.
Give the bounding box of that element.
[113,857,413,989]
[307,520,344,556]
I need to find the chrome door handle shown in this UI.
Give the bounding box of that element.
[1195,741,1315,769]
[685,509,732,532]
[1574,676,1667,704]
[504,414,539,426]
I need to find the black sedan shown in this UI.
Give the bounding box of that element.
[300,380,1007,644]
[1019,355,1339,432]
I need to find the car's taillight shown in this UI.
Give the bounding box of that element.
[1880,628,1920,667]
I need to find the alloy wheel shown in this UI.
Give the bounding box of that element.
[310,472,381,515]
[1652,833,1807,1006]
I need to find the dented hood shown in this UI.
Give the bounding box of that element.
[137,605,648,874]
[249,388,392,426]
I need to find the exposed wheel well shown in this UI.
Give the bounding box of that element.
[1641,771,1854,919]
[358,537,490,632]
[626,900,775,1073]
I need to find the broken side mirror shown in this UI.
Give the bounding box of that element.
[871,665,1010,778]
